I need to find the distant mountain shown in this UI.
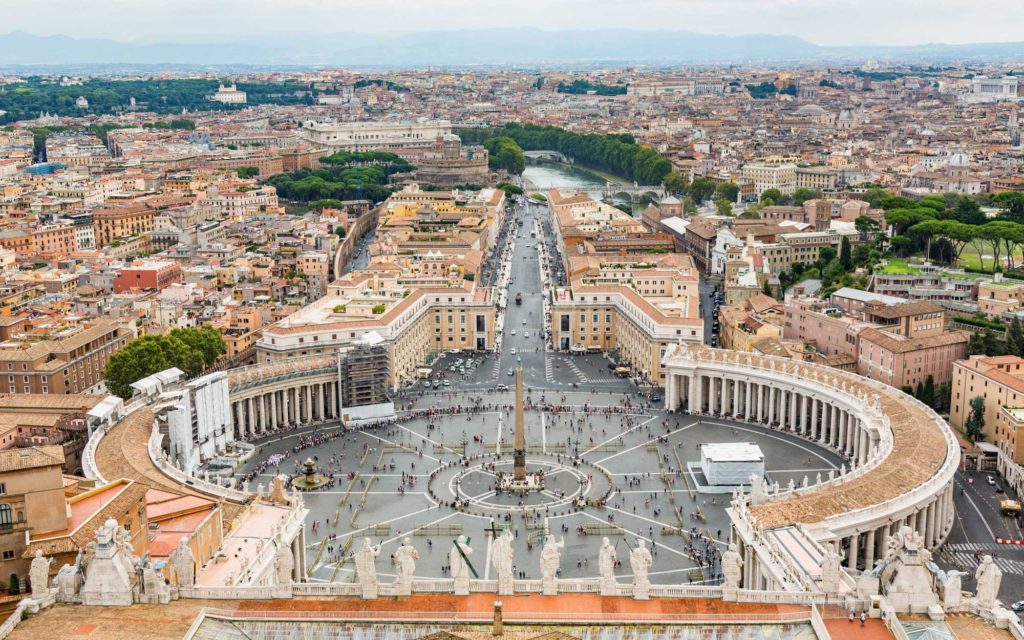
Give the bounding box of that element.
[0,29,1022,69]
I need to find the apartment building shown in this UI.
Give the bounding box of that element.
[0,318,132,395]
[549,255,703,384]
[113,260,182,293]
[256,272,496,389]
[719,294,784,352]
[740,163,797,197]
[0,446,68,587]
[92,204,154,247]
[951,355,1024,456]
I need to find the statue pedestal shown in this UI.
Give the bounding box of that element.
[394,579,412,597]
[542,578,558,596]
[600,579,617,596]
[633,583,650,600]
[454,576,470,596]
[497,576,513,596]
[361,583,379,600]
[721,587,738,602]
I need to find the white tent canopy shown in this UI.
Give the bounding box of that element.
[700,442,765,486]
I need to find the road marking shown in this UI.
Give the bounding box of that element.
[959,482,998,541]
[580,415,667,457]
[594,420,696,464]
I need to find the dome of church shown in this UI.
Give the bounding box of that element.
[660,196,681,205]
[948,152,969,167]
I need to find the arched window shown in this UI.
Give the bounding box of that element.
[0,505,11,529]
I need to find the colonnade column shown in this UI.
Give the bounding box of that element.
[847,532,859,570]
[864,529,876,572]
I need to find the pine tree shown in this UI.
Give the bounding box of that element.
[922,375,935,408]
[914,381,925,402]
[1009,317,1024,357]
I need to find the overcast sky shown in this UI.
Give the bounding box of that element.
[4,0,1023,47]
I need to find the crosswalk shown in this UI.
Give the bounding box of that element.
[944,543,1024,575]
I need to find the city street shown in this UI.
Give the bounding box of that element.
[939,470,1024,605]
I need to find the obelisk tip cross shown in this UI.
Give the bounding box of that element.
[513,365,526,481]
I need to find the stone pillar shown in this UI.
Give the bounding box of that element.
[789,391,798,430]
[709,377,717,415]
[270,391,278,430]
[847,532,858,570]
[745,382,752,419]
[864,528,876,572]
[305,385,313,423]
[801,395,809,434]
[811,398,819,440]
[926,500,937,547]
[695,375,704,413]
[319,384,326,421]
[916,508,927,540]
[232,402,241,439]
[768,387,776,425]
[246,397,255,438]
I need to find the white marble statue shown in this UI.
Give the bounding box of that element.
[167,539,193,588]
[540,535,564,595]
[55,562,80,603]
[354,538,381,599]
[393,538,418,595]
[599,537,617,595]
[29,550,53,599]
[974,555,1002,610]
[722,543,743,590]
[269,474,289,505]
[450,535,474,595]
[820,542,843,594]
[275,541,294,586]
[491,528,515,595]
[629,540,653,600]
[141,561,171,604]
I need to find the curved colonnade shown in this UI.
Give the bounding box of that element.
[662,344,958,592]
[227,356,341,438]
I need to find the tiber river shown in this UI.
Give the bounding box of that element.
[522,161,647,213]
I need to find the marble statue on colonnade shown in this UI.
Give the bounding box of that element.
[354,537,381,599]
[630,540,652,600]
[275,540,294,586]
[169,538,196,588]
[974,555,1002,610]
[599,537,617,596]
[491,528,515,596]
[540,535,564,596]
[721,543,743,591]
[450,535,474,596]
[820,543,843,594]
[29,550,53,600]
[393,538,418,596]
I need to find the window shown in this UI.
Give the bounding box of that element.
[0,505,10,530]
[1,551,12,560]
[0,484,5,495]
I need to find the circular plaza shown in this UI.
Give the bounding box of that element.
[234,386,844,586]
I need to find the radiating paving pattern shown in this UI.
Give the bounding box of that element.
[234,391,841,585]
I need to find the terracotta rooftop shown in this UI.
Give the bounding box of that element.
[0,445,64,472]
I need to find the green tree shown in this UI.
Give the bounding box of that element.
[335,226,347,239]
[103,328,226,399]
[716,182,740,203]
[689,178,716,205]
[965,395,986,441]
[760,188,783,204]
[839,236,853,270]
[791,188,822,206]
[922,375,935,408]
[1008,317,1024,357]
[235,166,260,179]
[715,198,733,216]
[663,172,689,196]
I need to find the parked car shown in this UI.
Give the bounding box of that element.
[987,476,997,486]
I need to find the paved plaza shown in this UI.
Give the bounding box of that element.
[236,391,842,586]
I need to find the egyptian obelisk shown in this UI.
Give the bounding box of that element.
[513,365,526,481]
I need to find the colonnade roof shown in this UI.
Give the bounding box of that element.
[228,355,335,390]
[94,406,245,523]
